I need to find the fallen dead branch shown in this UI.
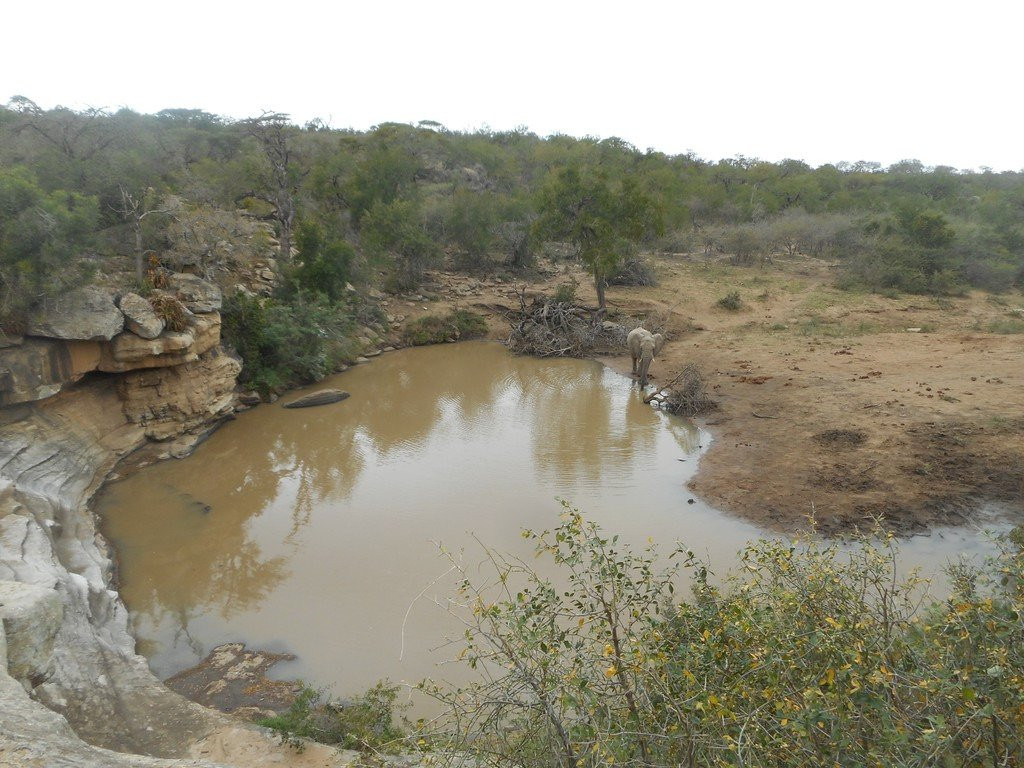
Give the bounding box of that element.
[506,289,627,357]
[643,363,718,417]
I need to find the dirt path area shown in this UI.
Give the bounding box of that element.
[392,254,1024,536]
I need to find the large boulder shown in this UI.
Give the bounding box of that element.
[118,293,165,339]
[26,286,124,341]
[166,273,222,314]
[0,580,63,690]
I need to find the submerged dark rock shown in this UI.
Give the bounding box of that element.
[282,389,350,409]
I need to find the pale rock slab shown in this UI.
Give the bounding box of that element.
[0,580,63,690]
[166,274,222,314]
[26,287,124,341]
[118,293,165,340]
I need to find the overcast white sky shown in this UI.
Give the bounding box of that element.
[3,0,1021,170]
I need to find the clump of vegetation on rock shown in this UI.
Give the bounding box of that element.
[148,292,190,331]
[260,681,405,753]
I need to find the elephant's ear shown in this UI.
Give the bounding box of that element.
[653,333,665,355]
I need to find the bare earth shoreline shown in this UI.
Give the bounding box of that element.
[416,253,1024,537]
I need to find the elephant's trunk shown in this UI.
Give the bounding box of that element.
[638,353,653,387]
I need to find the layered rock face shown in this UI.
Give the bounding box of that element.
[1,279,226,407]
[0,276,361,766]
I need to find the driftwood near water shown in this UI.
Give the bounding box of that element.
[643,363,717,417]
[283,389,350,409]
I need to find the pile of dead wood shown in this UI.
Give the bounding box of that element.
[643,363,718,416]
[506,290,627,357]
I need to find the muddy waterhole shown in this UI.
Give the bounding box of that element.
[96,342,1012,705]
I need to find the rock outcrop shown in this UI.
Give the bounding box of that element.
[119,350,240,440]
[2,276,225,407]
[26,286,125,342]
[166,274,222,314]
[0,338,102,407]
[0,580,63,689]
[98,313,221,373]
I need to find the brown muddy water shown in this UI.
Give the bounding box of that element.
[96,342,1014,706]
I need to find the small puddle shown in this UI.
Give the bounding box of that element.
[96,342,1013,704]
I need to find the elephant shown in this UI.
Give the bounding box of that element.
[627,327,665,387]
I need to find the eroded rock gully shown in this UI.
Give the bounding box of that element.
[0,280,365,767]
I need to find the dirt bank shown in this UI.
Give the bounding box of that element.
[408,253,1024,536]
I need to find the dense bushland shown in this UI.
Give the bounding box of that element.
[417,507,1024,767]
[3,99,1024,333]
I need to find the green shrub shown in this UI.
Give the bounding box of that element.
[552,279,578,304]
[402,309,487,346]
[286,221,354,302]
[986,318,1024,334]
[222,291,354,395]
[361,199,440,293]
[0,168,99,326]
[259,682,405,753]
[716,290,743,310]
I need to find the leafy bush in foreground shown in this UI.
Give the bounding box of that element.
[420,506,1024,767]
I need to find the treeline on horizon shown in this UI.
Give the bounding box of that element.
[2,96,1023,330]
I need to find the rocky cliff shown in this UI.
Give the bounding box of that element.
[0,280,362,767]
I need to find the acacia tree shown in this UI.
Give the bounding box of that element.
[117,185,173,282]
[536,166,660,309]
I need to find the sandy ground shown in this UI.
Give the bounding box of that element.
[405,253,1024,536]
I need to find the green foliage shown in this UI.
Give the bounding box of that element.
[259,682,405,752]
[0,167,99,324]
[347,140,421,225]
[422,507,1024,767]
[535,166,662,308]
[402,309,487,345]
[552,279,579,304]
[716,290,743,310]
[2,101,1023,314]
[360,199,440,293]
[289,221,354,302]
[985,318,1024,334]
[441,188,499,271]
[222,291,354,395]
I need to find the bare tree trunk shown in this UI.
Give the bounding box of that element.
[134,221,144,283]
[594,266,606,310]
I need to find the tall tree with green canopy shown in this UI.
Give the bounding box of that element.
[536,166,661,309]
